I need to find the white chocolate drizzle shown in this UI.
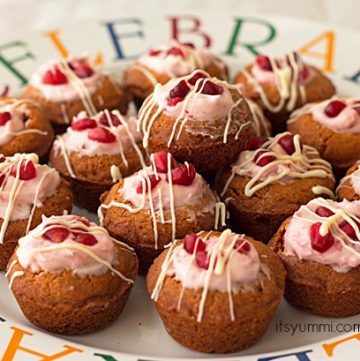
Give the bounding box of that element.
[242,52,308,113]
[221,133,333,198]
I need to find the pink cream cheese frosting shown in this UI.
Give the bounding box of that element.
[153,76,234,122]
[0,154,60,220]
[284,198,360,272]
[15,215,118,276]
[138,43,221,77]
[250,54,313,87]
[53,110,142,157]
[166,230,261,292]
[231,133,333,189]
[120,165,216,211]
[0,105,25,146]
[29,56,105,102]
[310,98,360,134]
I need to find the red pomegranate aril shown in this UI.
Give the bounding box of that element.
[71,118,97,131]
[169,163,196,186]
[0,111,11,126]
[353,105,360,115]
[324,100,346,118]
[182,42,195,49]
[136,174,160,194]
[188,71,207,86]
[167,47,186,58]
[88,127,116,143]
[340,221,358,240]
[195,251,210,269]
[76,217,91,227]
[256,55,272,71]
[167,97,184,107]
[254,150,276,167]
[0,156,5,163]
[75,233,98,246]
[148,49,162,56]
[234,239,251,254]
[10,160,36,180]
[198,80,223,95]
[169,80,190,99]
[278,134,296,155]
[153,151,175,173]
[0,175,5,186]
[69,61,94,79]
[44,227,70,243]
[42,66,68,85]
[310,222,334,253]
[184,233,206,254]
[99,113,121,127]
[300,66,310,80]
[315,206,334,218]
[246,136,268,150]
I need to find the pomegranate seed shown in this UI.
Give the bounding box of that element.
[99,112,121,127]
[195,251,210,269]
[153,151,175,173]
[169,163,196,186]
[76,217,91,227]
[310,222,334,253]
[167,47,186,58]
[255,55,272,71]
[0,175,5,186]
[300,66,310,80]
[74,233,98,246]
[44,227,70,243]
[324,100,346,118]
[246,136,268,150]
[183,233,206,254]
[340,221,358,240]
[69,61,94,78]
[169,80,190,99]
[10,160,36,180]
[254,150,276,167]
[148,49,162,56]
[0,156,5,163]
[71,118,97,131]
[136,174,160,194]
[42,66,68,85]
[278,134,297,155]
[188,71,207,86]
[182,42,195,49]
[315,207,334,218]
[198,80,224,95]
[88,127,116,143]
[167,97,184,106]
[234,239,251,254]
[0,112,11,126]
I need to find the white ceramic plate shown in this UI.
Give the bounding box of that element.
[1,10,360,361]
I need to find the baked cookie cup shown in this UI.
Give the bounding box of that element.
[337,161,360,201]
[147,229,286,353]
[0,97,54,161]
[0,153,72,270]
[234,52,335,134]
[269,198,360,317]
[6,214,138,335]
[215,132,335,243]
[50,109,147,212]
[99,152,223,275]
[123,42,228,109]
[137,70,255,173]
[23,56,130,133]
[288,97,360,177]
